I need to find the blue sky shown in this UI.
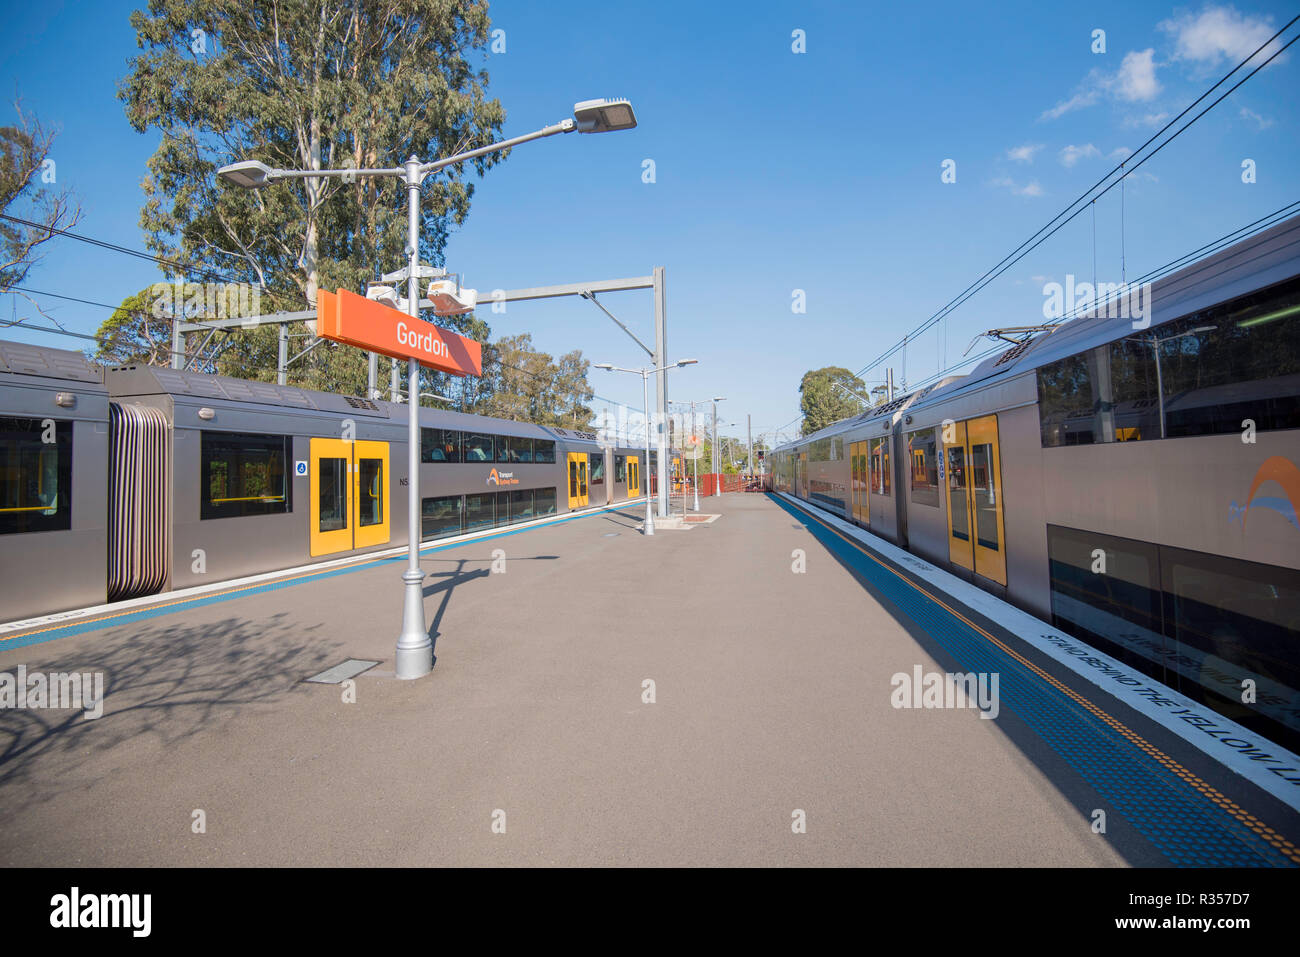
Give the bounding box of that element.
[1,0,1297,442]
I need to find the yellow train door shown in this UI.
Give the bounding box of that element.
[311,438,353,557]
[628,457,640,497]
[942,416,1007,585]
[850,440,869,525]
[310,438,391,557]
[966,415,1007,585]
[567,452,588,509]
[352,440,390,550]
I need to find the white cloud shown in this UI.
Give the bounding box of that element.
[1110,49,1161,101]
[1060,144,1102,167]
[1040,47,1159,122]
[1039,90,1099,121]
[1108,146,1133,161]
[1123,111,1171,128]
[1007,143,1044,163]
[1240,106,1275,129]
[1160,6,1281,65]
[990,177,1044,197]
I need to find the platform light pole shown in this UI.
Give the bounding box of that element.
[220,98,636,679]
[710,396,725,496]
[594,358,697,534]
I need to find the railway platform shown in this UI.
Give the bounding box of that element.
[0,492,1297,867]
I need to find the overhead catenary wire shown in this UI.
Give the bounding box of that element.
[849,14,1300,384]
[773,199,1300,447]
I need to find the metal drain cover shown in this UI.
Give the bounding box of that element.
[602,532,620,537]
[306,659,380,684]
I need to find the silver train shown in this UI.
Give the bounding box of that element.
[0,350,653,623]
[771,215,1300,752]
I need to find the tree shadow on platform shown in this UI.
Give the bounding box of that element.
[0,612,332,818]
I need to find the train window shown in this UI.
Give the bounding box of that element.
[1046,525,1164,679]
[535,487,558,516]
[421,495,462,540]
[1037,352,1098,447]
[907,428,940,507]
[462,431,494,462]
[464,492,495,532]
[615,455,626,483]
[1163,547,1300,742]
[1040,275,1300,447]
[969,440,999,550]
[589,453,605,485]
[534,439,556,464]
[358,456,383,527]
[1047,525,1300,751]
[500,436,534,464]
[869,436,891,495]
[421,428,462,463]
[0,416,72,535]
[509,488,534,522]
[947,445,969,542]
[201,432,291,520]
[318,457,348,532]
[809,479,846,513]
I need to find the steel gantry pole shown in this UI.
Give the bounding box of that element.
[709,397,725,496]
[641,368,655,535]
[653,266,669,518]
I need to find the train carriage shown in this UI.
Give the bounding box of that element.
[0,350,647,623]
[774,214,1300,751]
[0,342,111,621]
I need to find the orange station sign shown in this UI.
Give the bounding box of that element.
[316,288,482,377]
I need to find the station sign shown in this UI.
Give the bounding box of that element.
[316,288,482,377]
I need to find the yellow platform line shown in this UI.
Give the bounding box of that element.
[790,498,1300,864]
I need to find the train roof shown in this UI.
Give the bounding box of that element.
[101,357,615,442]
[773,375,965,452]
[910,212,1300,411]
[775,212,1300,454]
[0,340,104,386]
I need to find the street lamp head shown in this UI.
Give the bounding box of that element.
[593,363,614,370]
[676,358,698,367]
[217,159,275,189]
[713,396,726,402]
[573,98,637,133]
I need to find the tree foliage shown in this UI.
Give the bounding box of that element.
[473,333,594,428]
[96,286,175,366]
[0,101,80,305]
[118,0,505,388]
[798,366,869,435]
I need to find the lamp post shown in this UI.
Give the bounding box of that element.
[219,98,636,679]
[711,396,725,496]
[594,358,697,534]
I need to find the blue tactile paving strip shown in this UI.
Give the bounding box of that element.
[771,493,1299,868]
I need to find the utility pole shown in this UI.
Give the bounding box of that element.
[711,400,718,495]
[747,414,753,477]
